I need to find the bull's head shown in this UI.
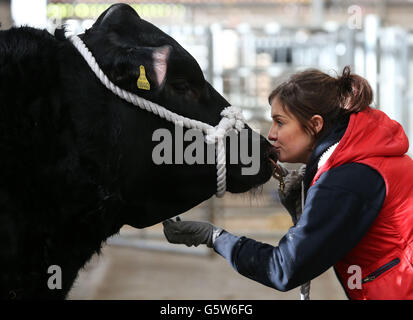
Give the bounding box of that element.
[69,4,277,227]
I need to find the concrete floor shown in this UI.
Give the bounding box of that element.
[68,242,347,300]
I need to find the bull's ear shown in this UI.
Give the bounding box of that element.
[152,45,170,87]
[107,45,171,91]
[93,3,140,30]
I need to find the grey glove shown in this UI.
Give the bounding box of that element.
[162,217,224,248]
[277,164,306,225]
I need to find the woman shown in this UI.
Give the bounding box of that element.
[162,66,413,300]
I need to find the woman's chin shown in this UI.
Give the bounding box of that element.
[278,154,297,164]
[278,152,305,164]
[277,153,286,163]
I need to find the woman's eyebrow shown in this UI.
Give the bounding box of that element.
[271,114,287,120]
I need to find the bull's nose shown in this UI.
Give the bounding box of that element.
[267,146,279,174]
[268,145,279,163]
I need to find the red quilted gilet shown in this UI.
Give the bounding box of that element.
[311,107,413,299]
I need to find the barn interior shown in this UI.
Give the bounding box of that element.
[2,0,413,300]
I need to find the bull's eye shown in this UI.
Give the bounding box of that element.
[171,80,190,93]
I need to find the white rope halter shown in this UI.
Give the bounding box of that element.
[69,35,245,198]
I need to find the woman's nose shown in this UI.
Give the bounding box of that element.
[268,125,277,142]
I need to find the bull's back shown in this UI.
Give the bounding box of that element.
[1,28,61,154]
[0,27,65,206]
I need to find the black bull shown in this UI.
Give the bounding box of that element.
[0,4,276,299]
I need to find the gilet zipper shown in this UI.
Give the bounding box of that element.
[362,258,400,284]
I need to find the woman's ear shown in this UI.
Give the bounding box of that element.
[310,115,324,135]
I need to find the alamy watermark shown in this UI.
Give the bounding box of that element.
[47,265,62,290]
[347,5,363,30]
[280,3,364,30]
[347,265,362,290]
[151,124,261,176]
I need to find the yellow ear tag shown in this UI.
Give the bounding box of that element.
[137,65,150,90]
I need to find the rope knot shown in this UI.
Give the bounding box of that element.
[221,106,245,131]
[205,106,245,144]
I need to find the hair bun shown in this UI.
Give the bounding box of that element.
[338,66,353,92]
[337,65,373,112]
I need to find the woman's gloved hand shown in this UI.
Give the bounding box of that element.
[162,217,224,248]
[270,159,306,225]
[277,164,306,225]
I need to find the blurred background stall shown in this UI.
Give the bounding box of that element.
[2,0,412,299]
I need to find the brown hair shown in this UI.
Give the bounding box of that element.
[268,66,373,138]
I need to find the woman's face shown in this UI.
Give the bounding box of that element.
[268,98,316,163]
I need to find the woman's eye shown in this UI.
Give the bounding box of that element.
[276,120,283,126]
